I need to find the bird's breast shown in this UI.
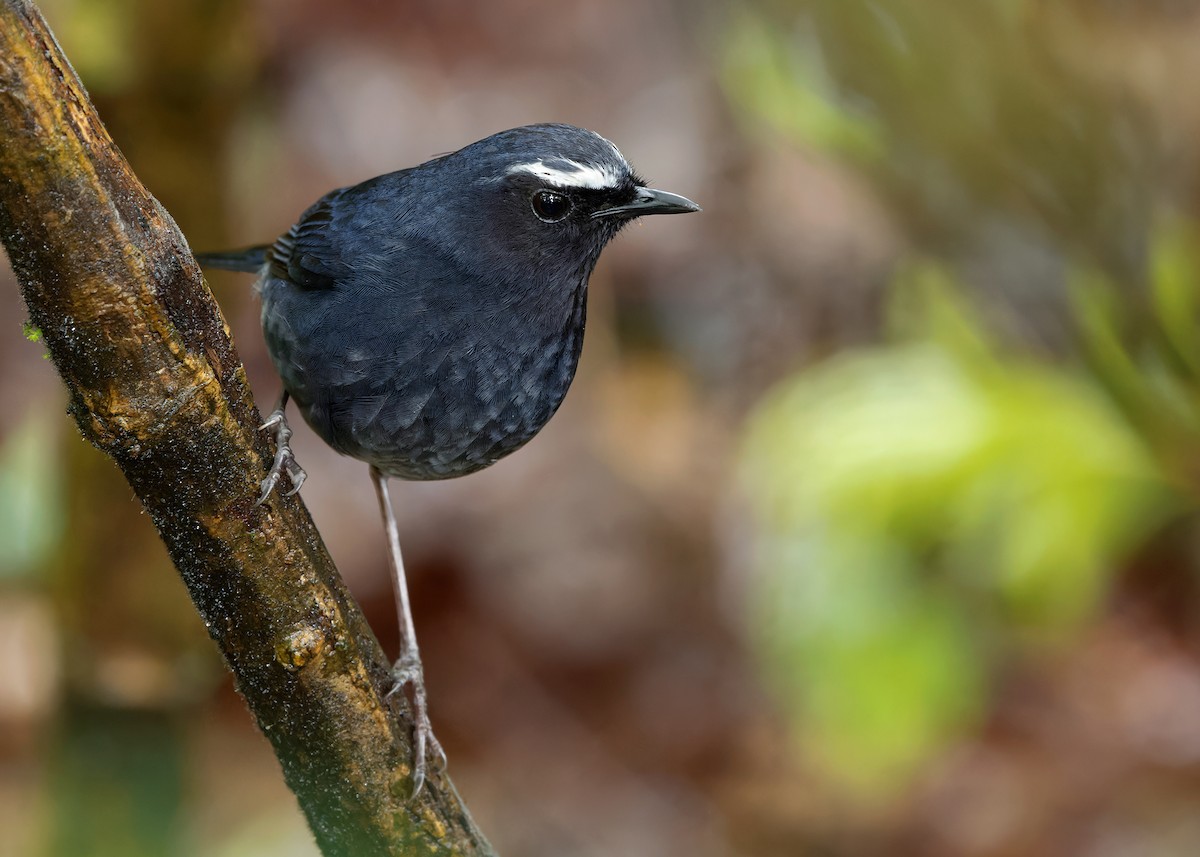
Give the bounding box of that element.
[270,279,589,481]
[344,330,583,479]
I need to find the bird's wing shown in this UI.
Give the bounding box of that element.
[269,188,353,291]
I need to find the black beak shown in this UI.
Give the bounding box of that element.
[592,186,701,220]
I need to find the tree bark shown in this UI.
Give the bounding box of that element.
[0,2,495,854]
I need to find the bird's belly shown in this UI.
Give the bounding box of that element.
[297,338,580,481]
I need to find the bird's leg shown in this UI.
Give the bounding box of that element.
[256,391,307,505]
[370,466,446,798]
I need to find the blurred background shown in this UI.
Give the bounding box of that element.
[5,0,1200,854]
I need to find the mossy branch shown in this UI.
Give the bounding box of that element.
[0,2,494,854]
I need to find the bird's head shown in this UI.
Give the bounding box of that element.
[426,124,699,284]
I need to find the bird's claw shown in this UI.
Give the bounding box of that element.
[388,653,446,799]
[256,407,307,505]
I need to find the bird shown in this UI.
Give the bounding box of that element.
[197,123,699,796]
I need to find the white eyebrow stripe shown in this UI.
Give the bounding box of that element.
[506,158,623,190]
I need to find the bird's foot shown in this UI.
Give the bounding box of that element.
[256,408,307,505]
[387,652,446,799]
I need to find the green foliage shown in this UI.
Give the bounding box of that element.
[0,407,65,581]
[40,0,138,92]
[1072,222,1200,461]
[1150,222,1200,374]
[721,10,885,161]
[720,0,1153,279]
[725,0,1200,799]
[742,263,1183,794]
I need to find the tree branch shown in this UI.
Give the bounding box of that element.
[0,2,495,854]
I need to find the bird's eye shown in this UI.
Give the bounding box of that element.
[531,189,572,223]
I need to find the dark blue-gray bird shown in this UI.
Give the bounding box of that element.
[198,123,699,795]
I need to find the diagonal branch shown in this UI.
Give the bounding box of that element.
[0,1,495,854]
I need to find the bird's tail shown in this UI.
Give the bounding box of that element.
[195,245,270,273]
